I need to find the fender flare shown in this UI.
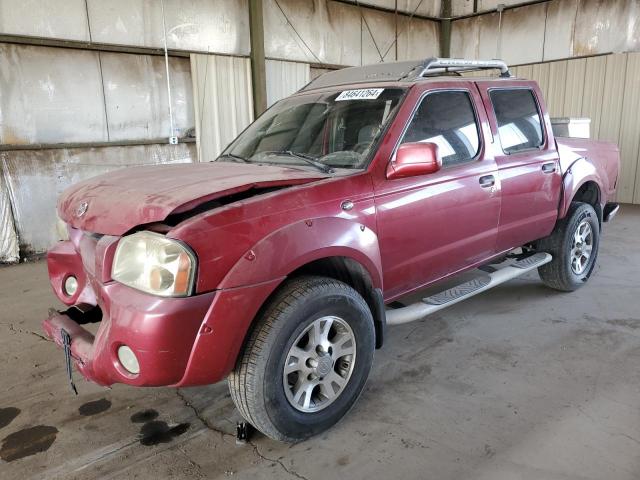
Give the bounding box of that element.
[175,218,385,385]
[559,157,604,220]
[218,217,384,291]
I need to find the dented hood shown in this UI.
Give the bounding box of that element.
[58,162,326,235]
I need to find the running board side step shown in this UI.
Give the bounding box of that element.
[386,252,552,326]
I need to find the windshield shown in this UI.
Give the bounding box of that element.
[219,87,406,171]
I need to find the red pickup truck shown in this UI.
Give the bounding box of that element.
[43,58,620,442]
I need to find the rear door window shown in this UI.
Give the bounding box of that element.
[401,90,480,167]
[489,89,544,154]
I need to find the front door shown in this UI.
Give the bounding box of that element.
[373,83,501,301]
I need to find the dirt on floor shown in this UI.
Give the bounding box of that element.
[1,206,639,480]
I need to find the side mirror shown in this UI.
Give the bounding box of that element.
[386,142,442,180]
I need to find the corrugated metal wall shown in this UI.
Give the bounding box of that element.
[263,0,440,65]
[0,44,195,145]
[512,53,640,204]
[451,0,640,65]
[0,0,251,54]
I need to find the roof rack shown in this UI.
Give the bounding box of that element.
[300,57,512,92]
[417,57,511,78]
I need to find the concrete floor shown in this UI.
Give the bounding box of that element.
[1,206,639,480]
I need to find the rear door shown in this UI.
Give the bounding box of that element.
[476,81,562,251]
[373,81,501,300]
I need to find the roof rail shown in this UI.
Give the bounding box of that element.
[417,57,512,78]
[300,57,512,92]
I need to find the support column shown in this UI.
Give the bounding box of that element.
[249,0,267,117]
[440,0,451,58]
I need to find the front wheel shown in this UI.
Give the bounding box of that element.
[537,202,600,291]
[228,276,375,442]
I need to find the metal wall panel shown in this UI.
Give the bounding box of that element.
[361,7,398,64]
[266,60,310,107]
[100,53,195,141]
[449,13,500,61]
[452,0,640,63]
[0,44,108,145]
[543,0,578,61]
[453,0,592,17]
[580,55,607,139]
[1,143,196,254]
[86,0,250,55]
[449,16,479,59]
[476,13,500,61]
[263,0,439,65]
[531,62,550,99]
[573,0,640,56]
[0,172,19,262]
[191,54,253,162]
[0,0,89,41]
[356,0,441,17]
[598,54,627,145]
[500,3,546,65]
[617,53,640,204]
[263,0,372,65]
[451,13,504,58]
[563,58,586,117]
[545,60,567,118]
[396,16,440,60]
[451,0,474,16]
[479,0,539,11]
[512,64,532,80]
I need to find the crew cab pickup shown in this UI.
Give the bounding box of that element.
[43,58,620,442]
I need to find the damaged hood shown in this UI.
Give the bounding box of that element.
[59,162,326,235]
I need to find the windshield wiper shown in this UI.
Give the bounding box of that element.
[264,150,333,174]
[216,153,250,163]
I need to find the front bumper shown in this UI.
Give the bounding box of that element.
[42,282,216,387]
[44,239,282,387]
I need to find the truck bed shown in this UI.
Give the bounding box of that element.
[556,137,620,203]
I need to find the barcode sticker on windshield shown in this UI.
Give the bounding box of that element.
[335,88,384,101]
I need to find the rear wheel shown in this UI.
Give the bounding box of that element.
[228,276,375,442]
[537,202,600,291]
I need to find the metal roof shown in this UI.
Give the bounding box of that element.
[302,57,512,92]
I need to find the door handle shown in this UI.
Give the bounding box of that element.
[542,162,557,174]
[479,175,495,188]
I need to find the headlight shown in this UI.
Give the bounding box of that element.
[112,231,196,297]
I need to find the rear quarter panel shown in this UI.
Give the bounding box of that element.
[556,137,620,218]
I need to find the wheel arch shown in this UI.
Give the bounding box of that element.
[560,158,604,225]
[219,218,386,357]
[288,256,386,349]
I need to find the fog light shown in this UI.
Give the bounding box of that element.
[117,346,140,375]
[63,276,78,296]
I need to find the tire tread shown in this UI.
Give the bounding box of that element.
[228,276,369,441]
[537,202,599,292]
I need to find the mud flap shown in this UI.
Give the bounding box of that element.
[61,329,78,395]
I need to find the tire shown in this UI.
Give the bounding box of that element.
[537,202,600,292]
[228,276,375,442]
